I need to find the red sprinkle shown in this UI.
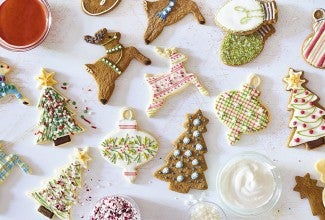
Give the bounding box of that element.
[312,115,316,119]
[309,130,314,134]
[294,99,298,103]
[302,124,307,128]
[293,89,297,93]
[295,138,300,142]
[300,110,305,114]
[91,126,97,129]
[293,121,297,126]
[320,110,324,114]
[322,126,325,130]
[305,91,309,95]
[301,99,305,103]
[61,86,67,90]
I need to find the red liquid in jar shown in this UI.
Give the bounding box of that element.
[0,0,47,46]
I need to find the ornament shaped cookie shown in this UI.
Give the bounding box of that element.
[215,0,278,34]
[315,159,325,207]
[90,195,141,220]
[100,108,159,183]
[143,0,205,44]
[0,61,29,105]
[145,47,208,117]
[283,68,325,150]
[81,0,121,16]
[302,9,325,69]
[215,74,269,145]
[36,69,84,146]
[220,24,275,66]
[294,173,325,219]
[155,110,209,194]
[0,144,31,185]
[84,28,151,105]
[30,148,91,220]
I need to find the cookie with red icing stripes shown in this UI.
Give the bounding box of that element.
[302,9,325,69]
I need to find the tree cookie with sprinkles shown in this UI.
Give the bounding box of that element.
[30,148,91,220]
[302,9,325,69]
[283,68,325,150]
[215,74,270,145]
[35,68,84,146]
[143,0,205,44]
[145,47,208,117]
[100,107,159,183]
[215,0,278,35]
[154,110,209,194]
[81,0,121,16]
[84,28,151,105]
[0,61,29,105]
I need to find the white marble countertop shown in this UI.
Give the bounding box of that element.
[0,0,324,219]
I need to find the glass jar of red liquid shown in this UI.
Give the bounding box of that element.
[0,0,51,51]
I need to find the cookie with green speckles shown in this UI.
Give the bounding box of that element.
[220,24,275,66]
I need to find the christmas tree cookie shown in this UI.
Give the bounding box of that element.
[215,74,270,144]
[0,61,29,105]
[100,107,159,183]
[155,110,209,194]
[283,68,325,149]
[35,68,84,146]
[30,148,91,220]
[0,144,31,185]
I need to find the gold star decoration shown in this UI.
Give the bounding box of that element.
[37,68,57,87]
[74,147,91,168]
[283,68,306,90]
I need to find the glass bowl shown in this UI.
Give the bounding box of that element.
[216,151,282,217]
[188,201,227,220]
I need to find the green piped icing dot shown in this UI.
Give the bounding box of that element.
[220,33,264,66]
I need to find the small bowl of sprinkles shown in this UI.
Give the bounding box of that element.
[189,201,227,220]
[90,195,141,220]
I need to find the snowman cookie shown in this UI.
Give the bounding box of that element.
[302,9,325,69]
[215,0,278,34]
[100,107,159,183]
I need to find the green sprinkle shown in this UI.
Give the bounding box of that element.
[72,101,76,105]
[220,33,264,66]
[83,110,88,113]
[81,115,85,119]
[63,82,67,86]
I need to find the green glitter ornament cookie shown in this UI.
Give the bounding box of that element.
[220,24,275,66]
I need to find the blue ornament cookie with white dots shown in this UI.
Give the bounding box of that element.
[154,110,209,193]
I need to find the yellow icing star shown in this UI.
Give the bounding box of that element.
[283,68,306,90]
[38,68,57,87]
[74,148,91,168]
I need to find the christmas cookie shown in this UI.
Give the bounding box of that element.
[154,110,209,194]
[35,68,84,146]
[0,144,31,185]
[81,0,121,16]
[90,195,141,220]
[220,24,275,66]
[100,107,159,183]
[84,28,151,105]
[283,68,325,150]
[143,0,205,44]
[30,148,91,220]
[145,47,208,117]
[315,159,325,206]
[215,0,278,34]
[0,61,29,105]
[302,9,325,69]
[215,74,269,145]
[294,173,325,219]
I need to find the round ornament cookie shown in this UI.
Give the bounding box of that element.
[215,0,278,34]
[81,0,121,16]
[90,195,141,220]
[302,9,325,69]
[100,108,159,183]
[215,74,270,145]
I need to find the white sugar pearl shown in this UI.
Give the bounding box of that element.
[174,149,180,156]
[193,130,200,137]
[191,172,199,180]
[162,167,169,174]
[196,144,203,151]
[193,118,201,126]
[177,175,184,182]
[176,161,183,168]
[192,159,199,166]
[183,137,190,144]
[184,150,192,157]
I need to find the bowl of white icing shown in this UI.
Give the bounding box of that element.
[216,152,282,217]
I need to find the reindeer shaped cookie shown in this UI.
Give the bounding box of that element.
[144,0,205,44]
[0,62,29,105]
[145,47,208,117]
[84,28,151,104]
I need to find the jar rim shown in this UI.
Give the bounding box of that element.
[216,151,282,217]
[0,0,52,52]
[187,201,227,220]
